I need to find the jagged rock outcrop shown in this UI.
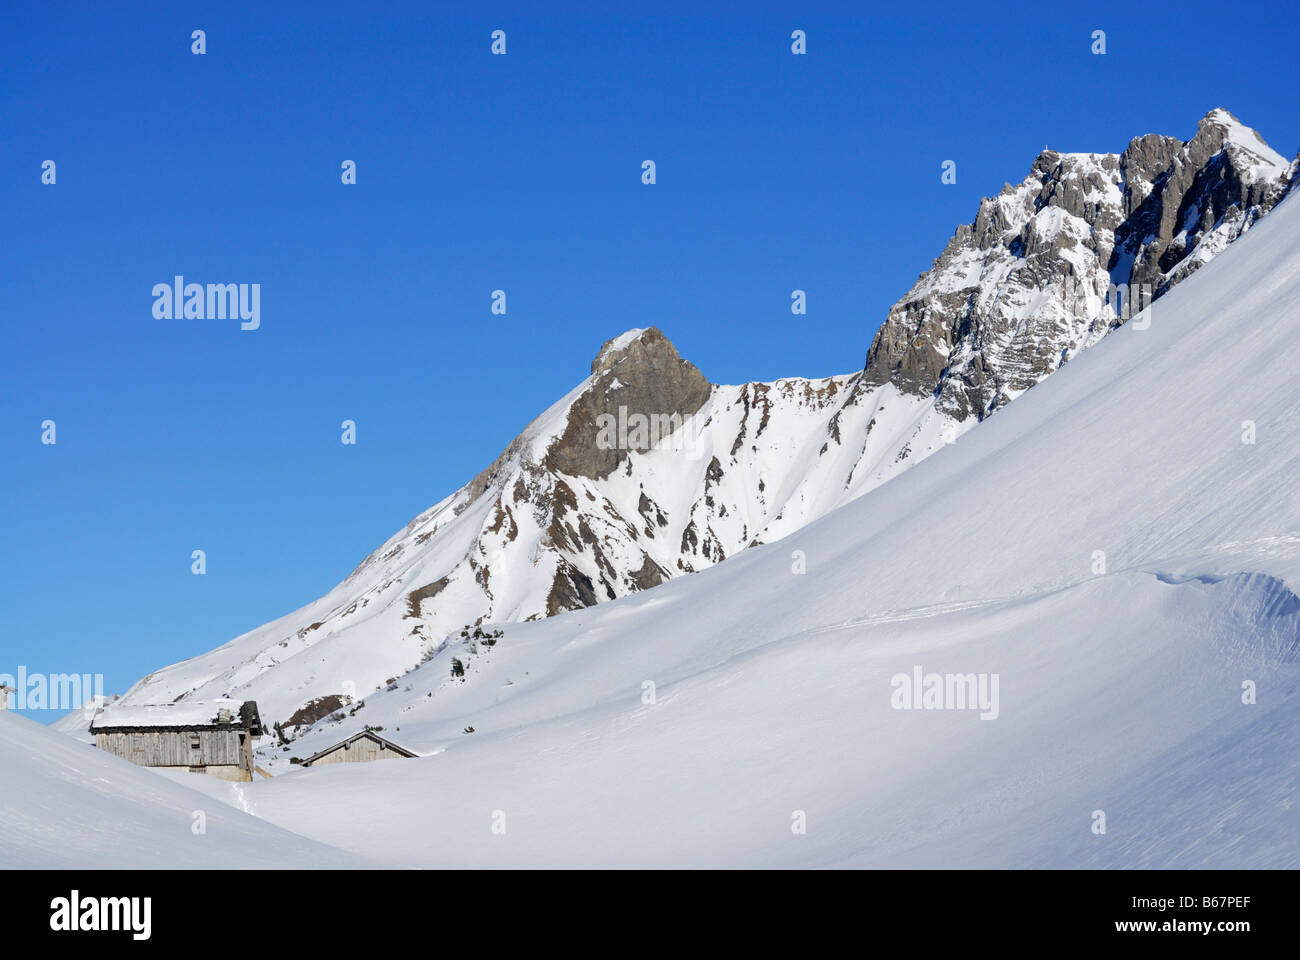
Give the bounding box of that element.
[544,327,711,479]
[860,108,1293,422]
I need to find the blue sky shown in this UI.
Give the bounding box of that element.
[3,0,1298,720]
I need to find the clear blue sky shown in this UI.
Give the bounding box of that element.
[3,0,1298,720]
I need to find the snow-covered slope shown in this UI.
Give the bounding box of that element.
[209,179,1299,867]
[0,711,370,868]
[48,695,113,743]
[103,109,1296,740]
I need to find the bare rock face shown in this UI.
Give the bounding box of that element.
[544,327,712,479]
[859,108,1294,422]
[1118,110,1292,296]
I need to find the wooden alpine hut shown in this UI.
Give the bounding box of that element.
[88,699,264,781]
[300,729,417,767]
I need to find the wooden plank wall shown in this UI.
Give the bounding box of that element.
[94,729,243,768]
[309,735,408,765]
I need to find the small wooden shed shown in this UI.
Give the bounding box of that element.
[88,699,264,781]
[301,729,417,767]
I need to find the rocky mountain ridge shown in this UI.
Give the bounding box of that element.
[109,109,1296,729]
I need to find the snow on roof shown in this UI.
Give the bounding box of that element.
[301,728,418,765]
[89,698,260,731]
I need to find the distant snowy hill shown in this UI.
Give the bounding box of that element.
[104,108,1297,743]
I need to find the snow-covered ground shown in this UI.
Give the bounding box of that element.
[10,181,1295,869]
[241,572,1297,867]
[0,711,373,868]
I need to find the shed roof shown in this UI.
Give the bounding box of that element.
[89,699,263,735]
[301,729,417,765]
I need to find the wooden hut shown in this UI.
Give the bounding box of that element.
[301,729,416,767]
[88,699,264,781]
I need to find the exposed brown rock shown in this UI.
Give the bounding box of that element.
[405,577,450,618]
[544,328,712,480]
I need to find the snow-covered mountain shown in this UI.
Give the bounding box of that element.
[17,160,1293,868]
[15,109,1300,869]
[104,109,1295,733]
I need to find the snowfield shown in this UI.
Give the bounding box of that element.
[0,711,371,868]
[9,184,1298,869]
[242,572,1297,868]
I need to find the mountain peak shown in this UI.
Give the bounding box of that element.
[591,326,684,376]
[1194,107,1288,176]
[593,326,649,360]
[1193,106,1247,149]
[860,108,1292,421]
[1200,106,1241,127]
[547,327,710,479]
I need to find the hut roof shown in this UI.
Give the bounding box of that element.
[302,729,417,765]
[89,699,263,735]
